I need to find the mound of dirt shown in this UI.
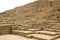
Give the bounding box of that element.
[0,1,60,30]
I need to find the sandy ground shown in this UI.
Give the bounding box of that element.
[0,34,36,40]
[55,38,60,40]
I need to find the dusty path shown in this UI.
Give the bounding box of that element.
[0,34,36,40]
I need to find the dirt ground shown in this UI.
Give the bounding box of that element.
[0,34,36,40]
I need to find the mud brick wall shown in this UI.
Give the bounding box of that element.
[0,26,12,35]
[38,0,60,7]
[0,0,60,35]
[52,1,60,6]
[38,1,48,7]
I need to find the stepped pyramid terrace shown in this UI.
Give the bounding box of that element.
[0,0,60,40]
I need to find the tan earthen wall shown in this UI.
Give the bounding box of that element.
[38,0,60,7]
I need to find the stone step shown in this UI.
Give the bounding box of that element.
[27,34,60,40]
[35,30,58,36]
[13,30,34,34]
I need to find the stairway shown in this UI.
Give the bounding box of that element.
[12,28,60,40]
